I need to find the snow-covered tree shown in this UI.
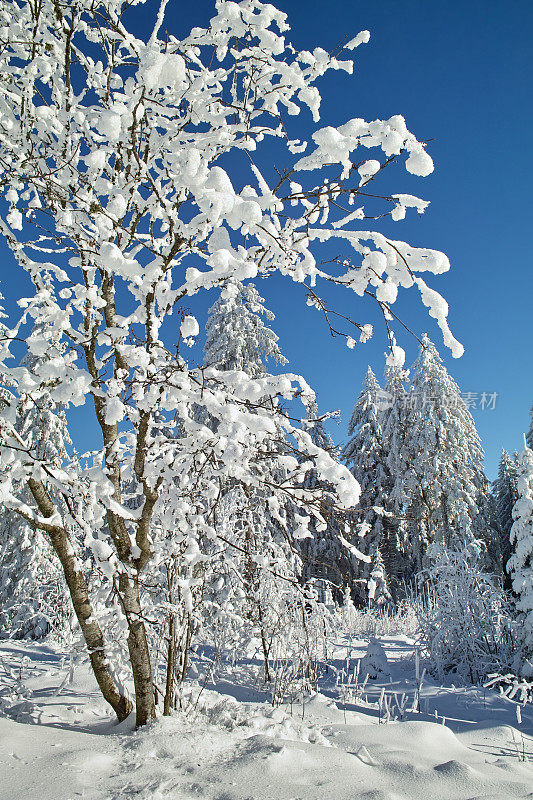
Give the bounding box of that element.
[494,449,519,587]
[208,480,304,681]
[298,400,353,602]
[367,549,391,607]
[0,0,460,725]
[343,367,392,604]
[195,278,287,429]
[508,445,533,675]
[204,279,287,376]
[0,513,68,640]
[380,360,410,594]
[402,336,490,570]
[0,310,72,639]
[416,540,515,683]
[199,278,302,662]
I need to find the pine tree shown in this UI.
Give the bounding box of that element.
[343,367,392,604]
[299,401,349,602]
[204,278,288,376]
[195,278,288,430]
[494,449,520,589]
[402,336,490,570]
[199,278,304,664]
[0,320,71,639]
[367,549,391,607]
[380,361,410,594]
[483,490,505,580]
[507,445,533,676]
[199,278,289,463]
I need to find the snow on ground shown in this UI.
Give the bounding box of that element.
[0,636,532,800]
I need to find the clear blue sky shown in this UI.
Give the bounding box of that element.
[3,0,532,478]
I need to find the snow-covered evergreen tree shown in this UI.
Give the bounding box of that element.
[380,360,410,594]
[0,320,70,639]
[494,449,519,538]
[494,449,520,588]
[195,277,288,430]
[367,549,391,607]
[343,367,392,604]
[197,278,308,662]
[199,276,290,504]
[483,490,505,580]
[507,445,533,676]
[402,336,490,570]
[381,361,409,506]
[298,401,350,602]
[204,278,288,376]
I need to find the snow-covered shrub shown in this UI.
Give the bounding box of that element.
[268,594,331,706]
[484,673,533,705]
[415,541,517,683]
[336,591,419,641]
[360,637,389,679]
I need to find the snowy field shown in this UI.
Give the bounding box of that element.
[1,635,532,800]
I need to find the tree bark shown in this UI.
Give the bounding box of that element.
[119,573,156,727]
[163,613,177,716]
[180,615,193,686]
[163,564,177,716]
[27,478,133,722]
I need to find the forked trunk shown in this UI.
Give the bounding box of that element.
[28,478,133,722]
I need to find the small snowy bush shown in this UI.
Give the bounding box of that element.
[336,590,419,641]
[360,637,389,679]
[415,541,517,683]
[484,673,533,705]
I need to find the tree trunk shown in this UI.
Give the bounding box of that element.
[163,564,177,716]
[163,611,177,716]
[27,478,133,722]
[119,573,156,727]
[258,605,271,683]
[180,614,193,686]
